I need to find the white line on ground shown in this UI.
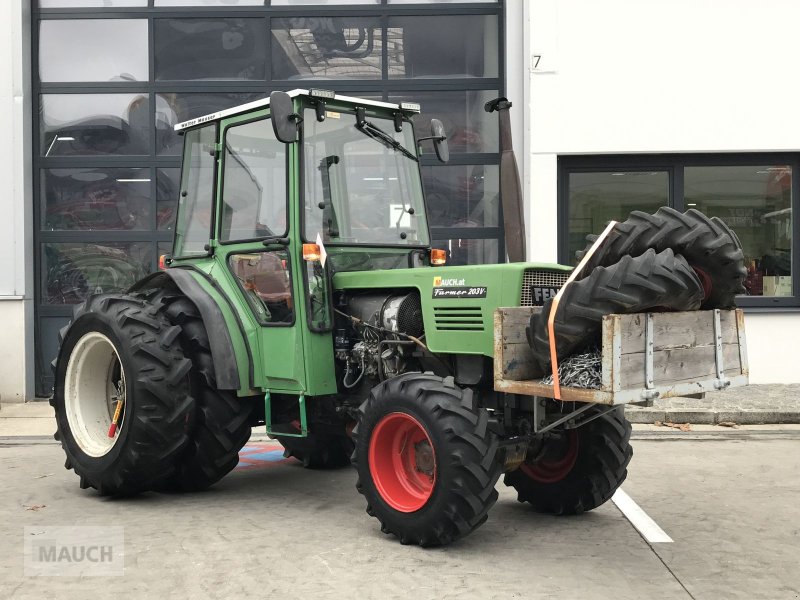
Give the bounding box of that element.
[611,488,673,543]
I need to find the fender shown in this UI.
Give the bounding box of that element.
[130,270,244,390]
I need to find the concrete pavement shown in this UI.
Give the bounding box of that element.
[1,433,799,599]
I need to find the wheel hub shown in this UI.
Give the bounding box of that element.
[520,430,579,484]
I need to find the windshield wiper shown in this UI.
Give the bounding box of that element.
[355,108,418,162]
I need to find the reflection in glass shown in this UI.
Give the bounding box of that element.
[221,119,287,242]
[387,15,498,79]
[272,17,382,80]
[155,18,266,81]
[43,242,152,305]
[157,169,180,231]
[567,171,669,265]
[41,94,150,157]
[229,252,294,324]
[433,238,498,266]
[389,90,499,153]
[156,92,264,155]
[423,165,499,228]
[685,166,792,297]
[42,168,151,231]
[40,20,148,82]
[40,0,146,6]
[156,0,263,5]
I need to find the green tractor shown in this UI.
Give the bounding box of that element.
[51,90,747,546]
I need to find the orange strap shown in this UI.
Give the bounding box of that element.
[547,220,618,399]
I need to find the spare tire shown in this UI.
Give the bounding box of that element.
[527,248,704,376]
[576,207,746,309]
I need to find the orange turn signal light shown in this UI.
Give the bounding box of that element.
[303,243,321,261]
[430,248,447,266]
[158,254,169,270]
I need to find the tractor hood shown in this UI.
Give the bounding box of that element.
[332,262,572,357]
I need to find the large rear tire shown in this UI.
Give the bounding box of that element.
[576,207,746,309]
[504,407,632,514]
[145,290,256,492]
[51,294,195,496]
[353,373,502,547]
[527,248,704,375]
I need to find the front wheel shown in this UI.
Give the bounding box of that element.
[353,373,502,547]
[504,406,632,514]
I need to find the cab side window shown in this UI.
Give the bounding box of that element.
[229,251,294,325]
[220,118,287,242]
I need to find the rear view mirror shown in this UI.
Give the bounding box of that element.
[430,119,449,163]
[270,91,299,143]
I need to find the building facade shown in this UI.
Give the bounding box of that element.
[0,0,797,401]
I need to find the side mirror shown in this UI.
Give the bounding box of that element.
[270,91,299,143]
[430,119,449,163]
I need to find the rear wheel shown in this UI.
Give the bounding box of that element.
[146,290,256,492]
[51,294,195,496]
[504,407,632,514]
[353,373,502,546]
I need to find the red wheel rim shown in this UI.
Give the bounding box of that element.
[368,412,436,512]
[692,266,713,302]
[520,431,579,483]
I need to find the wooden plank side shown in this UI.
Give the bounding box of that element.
[618,343,742,389]
[618,310,738,355]
[497,307,539,344]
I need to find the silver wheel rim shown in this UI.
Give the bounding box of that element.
[64,331,127,457]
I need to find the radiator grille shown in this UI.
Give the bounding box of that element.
[520,269,571,306]
[433,306,484,331]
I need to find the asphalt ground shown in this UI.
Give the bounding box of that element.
[1,428,798,600]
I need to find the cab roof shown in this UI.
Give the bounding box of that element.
[173,88,420,132]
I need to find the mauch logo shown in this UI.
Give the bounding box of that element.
[24,526,124,576]
[433,276,466,287]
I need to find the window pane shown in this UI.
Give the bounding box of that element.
[567,171,669,265]
[43,242,153,305]
[387,16,498,79]
[156,0,263,5]
[272,0,378,4]
[423,164,499,228]
[303,109,428,246]
[40,20,148,83]
[174,126,216,257]
[156,92,264,155]
[221,119,287,241]
[155,19,266,81]
[271,17,382,80]
[229,252,294,324]
[157,169,180,231]
[41,94,150,156]
[42,168,151,231]
[432,238,498,266]
[389,90,499,153]
[40,0,146,6]
[685,165,792,297]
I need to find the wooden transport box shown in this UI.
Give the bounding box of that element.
[494,307,749,405]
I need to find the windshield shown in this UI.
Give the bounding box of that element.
[303,109,429,246]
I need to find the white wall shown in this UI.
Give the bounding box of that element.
[525,0,800,383]
[0,0,33,401]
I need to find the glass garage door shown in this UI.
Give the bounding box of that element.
[33,0,505,394]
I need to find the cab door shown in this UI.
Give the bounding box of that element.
[215,114,306,393]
